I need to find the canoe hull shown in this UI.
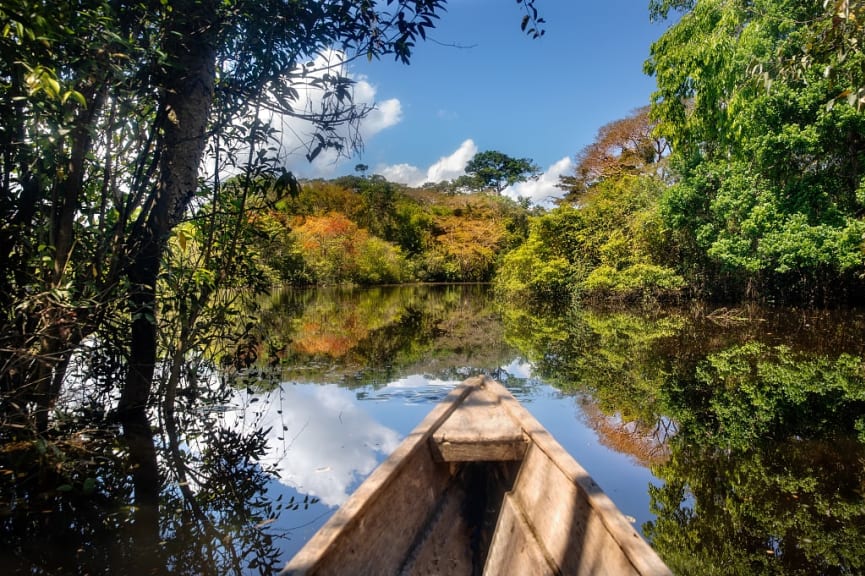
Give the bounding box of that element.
[282,376,672,576]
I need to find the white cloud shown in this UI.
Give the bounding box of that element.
[361,97,402,138]
[378,139,478,187]
[378,162,425,185]
[211,50,403,181]
[426,139,477,184]
[504,156,572,207]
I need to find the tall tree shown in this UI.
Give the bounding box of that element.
[0,1,548,569]
[558,106,668,201]
[645,0,865,303]
[0,0,548,446]
[0,0,547,569]
[462,150,542,194]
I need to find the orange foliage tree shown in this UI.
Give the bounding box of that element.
[290,213,405,284]
[558,106,669,201]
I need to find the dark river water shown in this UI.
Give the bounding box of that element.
[3,284,865,575]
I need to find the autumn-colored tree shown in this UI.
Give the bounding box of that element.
[558,107,668,201]
[290,213,405,284]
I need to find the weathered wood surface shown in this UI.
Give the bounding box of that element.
[282,382,475,576]
[493,382,673,576]
[484,493,559,575]
[431,381,527,462]
[396,479,473,575]
[281,376,673,576]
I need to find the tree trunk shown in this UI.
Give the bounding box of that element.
[119,1,218,421]
[118,2,218,563]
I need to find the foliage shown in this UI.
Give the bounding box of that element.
[495,207,582,305]
[459,150,542,194]
[558,107,669,200]
[497,174,683,304]
[646,0,865,303]
[289,213,406,285]
[253,178,532,285]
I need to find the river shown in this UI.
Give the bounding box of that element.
[225,284,865,574]
[3,284,864,575]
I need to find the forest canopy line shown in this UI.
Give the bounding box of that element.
[498,0,865,307]
[1,0,864,572]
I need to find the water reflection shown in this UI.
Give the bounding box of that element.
[504,302,865,575]
[3,284,865,575]
[225,384,400,507]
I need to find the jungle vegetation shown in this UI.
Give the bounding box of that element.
[0,0,544,572]
[498,0,865,307]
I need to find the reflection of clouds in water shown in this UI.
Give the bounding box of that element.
[224,384,400,507]
[502,359,533,379]
[359,376,460,405]
[384,375,456,389]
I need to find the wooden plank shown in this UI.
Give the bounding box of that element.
[484,493,558,576]
[431,379,527,462]
[509,443,640,575]
[283,378,484,575]
[397,478,474,576]
[289,443,453,575]
[486,377,673,576]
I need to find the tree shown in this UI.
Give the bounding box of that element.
[0,0,546,569]
[645,0,865,303]
[558,106,669,201]
[462,150,542,194]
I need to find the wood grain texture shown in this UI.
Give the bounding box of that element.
[431,382,527,462]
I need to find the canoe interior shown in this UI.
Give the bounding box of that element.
[282,376,672,576]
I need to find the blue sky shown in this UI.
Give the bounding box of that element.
[280,1,673,204]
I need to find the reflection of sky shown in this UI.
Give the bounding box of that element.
[501,358,533,379]
[384,374,455,388]
[223,384,400,507]
[215,373,663,566]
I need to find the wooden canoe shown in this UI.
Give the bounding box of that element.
[282,376,672,576]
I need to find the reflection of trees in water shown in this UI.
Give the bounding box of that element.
[647,437,865,576]
[252,284,519,386]
[500,301,865,575]
[578,399,674,467]
[0,345,285,575]
[653,344,865,575]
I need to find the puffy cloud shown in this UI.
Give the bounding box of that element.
[224,384,400,507]
[378,162,425,185]
[504,156,572,207]
[426,139,477,184]
[361,97,402,138]
[213,50,403,180]
[378,139,478,187]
